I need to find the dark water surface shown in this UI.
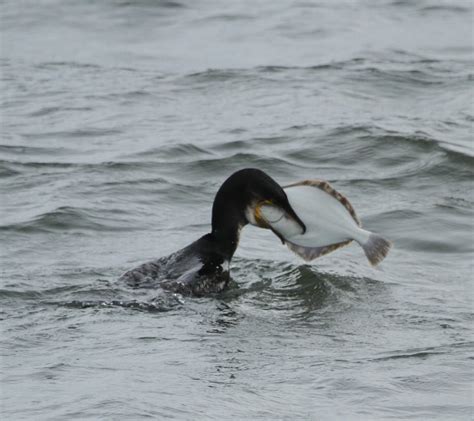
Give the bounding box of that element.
[1,0,473,419]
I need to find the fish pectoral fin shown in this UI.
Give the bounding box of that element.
[286,240,353,262]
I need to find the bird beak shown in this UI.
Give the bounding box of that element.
[280,200,306,235]
[253,200,306,244]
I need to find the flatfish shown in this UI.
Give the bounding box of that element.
[258,180,392,266]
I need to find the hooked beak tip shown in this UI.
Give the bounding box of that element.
[269,226,286,244]
[285,205,306,235]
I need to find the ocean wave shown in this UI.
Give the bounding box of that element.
[181,152,303,176]
[192,13,256,24]
[122,143,213,160]
[179,54,469,85]
[327,125,474,160]
[0,144,79,157]
[420,5,471,13]
[279,125,473,182]
[21,127,123,140]
[63,297,182,312]
[0,206,136,234]
[115,0,186,10]
[27,106,93,117]
[371,342,474,362]
[1,125,470,187]
[223,258,384,319]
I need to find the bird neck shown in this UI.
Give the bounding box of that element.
[210,215,244,261]
[210,195,247,261]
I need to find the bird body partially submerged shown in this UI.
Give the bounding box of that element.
[119,168,305,295]
[119,234,231,296]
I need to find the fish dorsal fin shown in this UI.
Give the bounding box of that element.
[284,179,362,227]
[286,240,353,262]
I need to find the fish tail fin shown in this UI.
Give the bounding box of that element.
[359,232,392,266]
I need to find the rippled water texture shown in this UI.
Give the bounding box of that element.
[1,0,473,419]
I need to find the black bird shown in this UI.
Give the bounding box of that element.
[119,168,306,296]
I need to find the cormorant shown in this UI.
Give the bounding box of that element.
[119,168,305,296]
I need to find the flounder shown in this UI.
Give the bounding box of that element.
[257,180,392,266]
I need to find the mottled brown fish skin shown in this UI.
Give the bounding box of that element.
[287,239,353,262]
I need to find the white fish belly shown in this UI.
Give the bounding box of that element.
[261,185,361,247]
[285,185,360,246]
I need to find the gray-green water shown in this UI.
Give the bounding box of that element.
[1,1,473,419]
